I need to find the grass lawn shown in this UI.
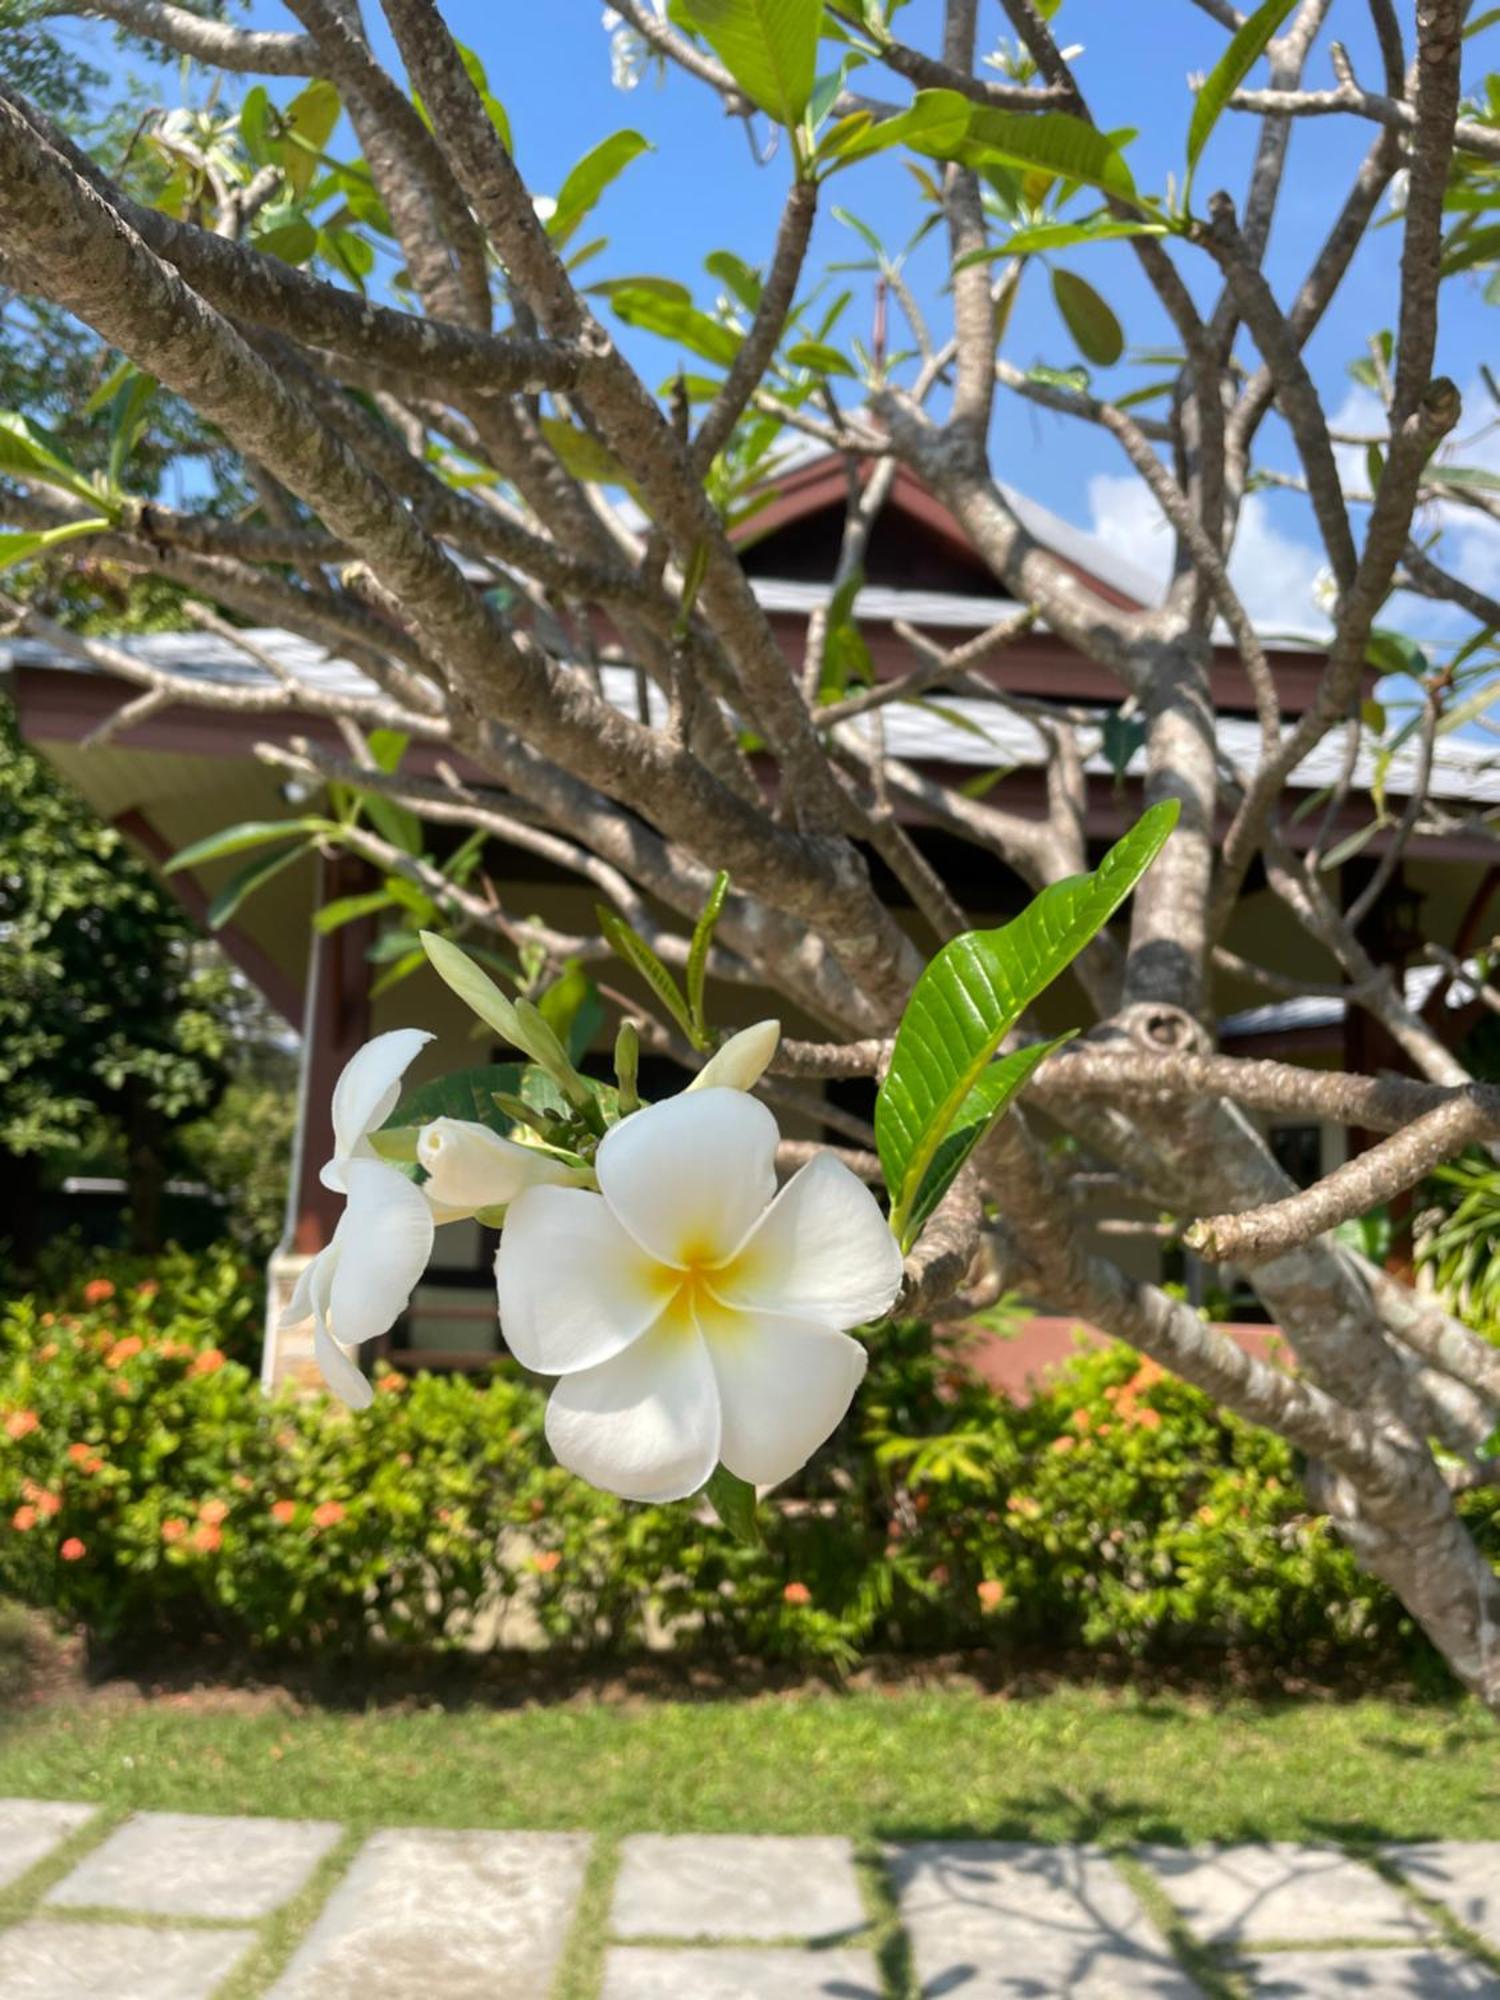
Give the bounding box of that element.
[0,1679,1494,1846]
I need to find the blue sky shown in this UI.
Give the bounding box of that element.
[54,2,1500,653]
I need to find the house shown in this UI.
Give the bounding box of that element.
[9,454,1496,1391]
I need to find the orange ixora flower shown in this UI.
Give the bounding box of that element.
[198,1499,230,1527]
[977,1579,1006,1613]
[192,1523,223,1555]
[3,1410,39,1441]
[270,1500,297,1526]
[161,1519,189,1544]
[59,1538,86,1562]
[66,1443,94,1465]
[11,1505,38,1532]
[782,1581,812,1606]
[312,1501,346,1529]
[1049,1433,1076,1455]
[36,1343,59,1363]
[135,1280,159,1300]
[105,1336,144,1369]
[82,1278,116,1306]
[531,1550,562,1574]
[190,1349,225,1377]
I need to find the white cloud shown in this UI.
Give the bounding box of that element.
[1083,471,1330,638]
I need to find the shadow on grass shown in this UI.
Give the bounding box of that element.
[48,1632,1476,1724]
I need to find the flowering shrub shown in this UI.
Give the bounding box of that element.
[3,1278,1496,1676]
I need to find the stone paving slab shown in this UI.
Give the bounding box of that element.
[46,1809,342,1920]
[600,1944,884,1998]
[0,1803,95,1895]
[891,1840,1202,1997]
[1138,1843,1430,1944]
[612,1834,867,1942]
[1244,1947,1500,1996]
[0,1917,256,1999]
[1388,1844,1500,1950]
[264,1826,590,2000]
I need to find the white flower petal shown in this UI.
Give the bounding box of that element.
[701,1300,867,1488]
[417,1118,579,1215]
[687,1020,781,1095]
[280,1252,319,1330]
[326,1159,434,1347]
[322,1028,432,1187]
[315,1322,374,1411]
[496,1185,671,1375]
[717,1152,902,1327]
[596,1087,779,1267]
[544,1319,721,1501]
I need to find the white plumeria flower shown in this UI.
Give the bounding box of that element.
[687,1019,780,1094]
[496,1087,903,1503]
[417,1117,584,1220]
[283,1030,436,1409]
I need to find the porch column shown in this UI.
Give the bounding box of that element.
[262,854,377,1393]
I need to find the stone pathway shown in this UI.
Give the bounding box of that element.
[0,1797,1496,1997]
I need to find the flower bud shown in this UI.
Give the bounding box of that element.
[417,1118,580,1216]
[687,1020,780,1095]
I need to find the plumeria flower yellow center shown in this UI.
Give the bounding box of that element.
[496,1086,903,1502]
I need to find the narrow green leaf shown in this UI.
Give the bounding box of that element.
[549,130,650,246]
[0,411,101,507]
[704,1465,763,1546]
[360,789,424,856]
[905,1036,1072,1244]
[595,904,702,1049]
[674,0,821,127]
[206,841,304,930]
[1050,267,1124,366]
[784,339,856,377]
[953,103,1139,203]
[0,517,111,573]
[687,871,731,1040]
[876,801,1179,1245]
[1186,0,1297,181]
[166,817,330,874]
[313,888,397,934]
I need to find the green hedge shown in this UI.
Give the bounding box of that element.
[2,1254,1495,1674]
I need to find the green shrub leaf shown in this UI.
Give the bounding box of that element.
[876,801,1179,1246]
[704,1465,763,1546]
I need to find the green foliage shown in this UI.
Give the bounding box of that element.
[673,0,822,131]
[876,803,1178,1246]
[1185,0,1297,189]
[0,700,231,1174]
[1050,266,1125,367]
[1419,1150,1500,1333]
[2,1273,1489,1679]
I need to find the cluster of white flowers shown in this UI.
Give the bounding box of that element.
[283,1019,902,1502]
[601,0,667,91]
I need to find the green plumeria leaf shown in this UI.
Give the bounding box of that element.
[904,1036,1073,1244]
[1186,0,1297,187]
[0,412,103,508]
[205,841,306,930]
[595,904,703,1049]
[704,1464,763,1546]
[420,931,586,1095]
[166,818,332,873]
[386,1062,526,1139]
[876,802,1179,1247]
[549,130,650,246]
[1050,267,1125,366]
[686,871,731,1041]
[0,518,112,572]
[673,0,821,128]
[280,78,340,197]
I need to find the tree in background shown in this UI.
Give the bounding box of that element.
[1,0,1500,1707]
